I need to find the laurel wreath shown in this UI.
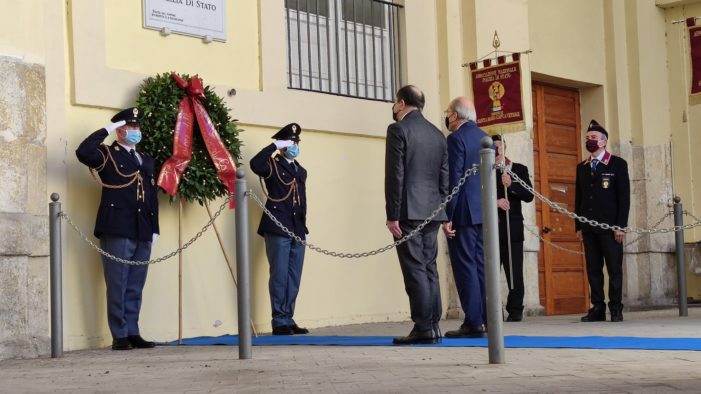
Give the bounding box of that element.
[135,72,243,205]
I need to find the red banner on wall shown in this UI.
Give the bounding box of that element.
[470,56,524,129]
[687,18,701,96]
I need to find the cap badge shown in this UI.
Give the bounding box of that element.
[133,108,139,117]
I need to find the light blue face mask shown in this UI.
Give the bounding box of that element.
[284,143,300,159]
[125,129,142,145]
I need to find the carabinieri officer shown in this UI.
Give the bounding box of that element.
[250,123,309,335]
[575,119,630,323]
[76,107,160,350]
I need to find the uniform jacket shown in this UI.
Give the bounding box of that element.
[384,110,449,222]
[497,160,533,242]
[250,143,308,239]
[574,151,630,233]
[75,128,160,242]
[446,120,488,226]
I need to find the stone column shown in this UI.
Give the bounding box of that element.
[0,56,49,359]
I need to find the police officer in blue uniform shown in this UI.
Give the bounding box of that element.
[76,107,160,350]
[249,123,309,335]
[575,120,630,323]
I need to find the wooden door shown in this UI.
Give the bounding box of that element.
[532,83,588,315]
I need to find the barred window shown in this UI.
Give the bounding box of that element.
[285,0,404,102]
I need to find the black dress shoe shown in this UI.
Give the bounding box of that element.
[506,313,523,322]
[272,325,295,335]
[580,307,606,322]
[112,337,133,350]
[610,309,623,322]
[128,335,156,348]
[444,324,486,338]
[392,329,439,345]
[290,324,309,334]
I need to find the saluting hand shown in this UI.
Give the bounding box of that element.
[386,220,402,239]
[274,140,295,149]
[105,120,126,134]
[497,198,510,211]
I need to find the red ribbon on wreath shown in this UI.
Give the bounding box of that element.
[157,73,237,207]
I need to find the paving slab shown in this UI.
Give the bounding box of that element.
[1,308,700,393]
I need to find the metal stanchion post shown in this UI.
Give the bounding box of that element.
[235,169,252,359]
[49,193,63,358]
[479,136,504,364]
[673,196,688,317]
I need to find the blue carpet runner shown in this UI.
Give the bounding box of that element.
[166,335,701,351]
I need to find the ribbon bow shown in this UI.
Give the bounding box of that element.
[157,73,237,207]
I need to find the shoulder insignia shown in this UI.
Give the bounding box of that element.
[114,145,121,152]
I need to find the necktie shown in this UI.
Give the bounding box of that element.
[590,159,598,174]
[129,149,141,167]
[291,161,297,172]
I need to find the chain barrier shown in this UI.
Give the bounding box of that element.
[684,210,701,224]
[249,165,481,259]
[524,226,584,256]
[500,164,701,234]
[61,161,701,264]
[523,211,675,256]
[60,195,233,265]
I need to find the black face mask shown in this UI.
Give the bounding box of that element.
[392,109,399,122]
[585,139,600,153]
[444,116,451,129]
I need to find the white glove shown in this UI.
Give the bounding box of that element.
[152,233,159,245]
[105,120,127,134]
[274,140,294,149]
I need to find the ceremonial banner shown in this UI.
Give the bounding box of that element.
[469,54,524,132]
[687,18,701,100]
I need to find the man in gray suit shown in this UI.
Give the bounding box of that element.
[385,85,449,345]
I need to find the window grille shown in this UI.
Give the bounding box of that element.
[285,0,404,102]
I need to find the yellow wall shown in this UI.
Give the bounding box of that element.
[8,0,700,350]
[54,0,446,349]
[0,0,46,64]
[104,0,260,90]
[529,0,606,86]
[665,2,701,243]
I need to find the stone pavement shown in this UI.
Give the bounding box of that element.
[1,308,700,393]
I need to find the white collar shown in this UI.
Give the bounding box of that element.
[118,142,137,154]
[593,150,606,162]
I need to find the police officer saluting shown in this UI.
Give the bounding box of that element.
[250,123,309,335]
[76,107,159,350]
[575,119,630,322]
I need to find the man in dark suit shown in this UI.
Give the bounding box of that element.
[442,97,488,338]
[75,107,159,350]
[250,123,310,336]
[492,135,534,322]
[575,119,630,322]
[385,85,449,345]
